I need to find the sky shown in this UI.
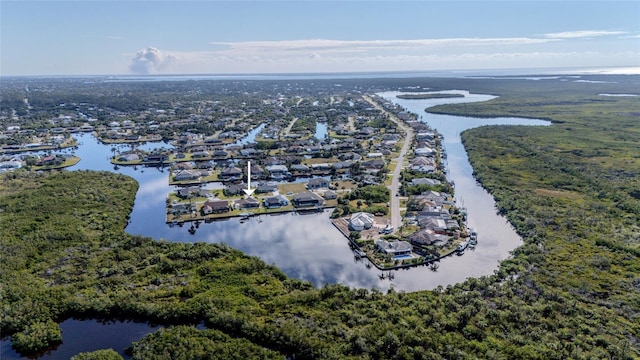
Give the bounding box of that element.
[1,1,639,76]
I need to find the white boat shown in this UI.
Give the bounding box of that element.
[469,229,478,245]
[456,241,469,253]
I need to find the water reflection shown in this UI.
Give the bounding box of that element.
[47,90,549,292]
[0,319,162,360]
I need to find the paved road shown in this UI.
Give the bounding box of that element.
[363,95,414,233]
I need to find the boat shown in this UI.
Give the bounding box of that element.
[456,241,469,253]
[469,229,478,245]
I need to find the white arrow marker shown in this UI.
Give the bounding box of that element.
[243,161,255,197]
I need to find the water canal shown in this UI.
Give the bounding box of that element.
[1,90,550,359]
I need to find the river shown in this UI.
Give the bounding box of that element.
[1,89,550,359]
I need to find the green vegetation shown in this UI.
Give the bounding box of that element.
[346,184,390,203]
[71,349,124,360]
[1,76,639,358]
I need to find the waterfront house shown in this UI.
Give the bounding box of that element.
[263,195,290,209]
[416,132,436,141]
[446,220,461,233]
[224,183,247,196]
[419,218,448,234]
[348,212,375,231]
[292,191,324,208]
[37,155,62,166]
[422,190,451,205]
[307,178,330,190]
[144,154,169,163]
[415,147,436,156]
[173,162,193,171]
[191,150,210,159]
[265,164,289,180]
[255,182,278,194]
[169,203,193,216]
[176,186,207,199]
[219,166,243,181]
[376,239,412,257]
[411,178,442,186]
[290,164,310,173]
[310,163,332,172]
[234,197,260,210]
[408,229,449,247]
[246,164,266,180]
[117,153,140,162]
[201,200,230,214]
[174,169,200,182]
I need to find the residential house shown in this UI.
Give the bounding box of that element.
[201,200,230,214]
[290,164,310,173]
[339,152,362,161]
[233,197,260,210]
[263,195,290,209]
[240,148,258,157]
[415,147,436,156]
[411,178,441,186]
[212,150,228,158]
[348,212,375,231]
[37,155,59,166]
[419,218,448,234]
[307,178,330,190]
[245,164,266,180]
[224,183,247,196]
[173,162,193,171]
[292,191,324,208]
[361,159,385,173]
[176,186,208,199]
[144,154,169,163]
[169,203,193,216]
[265,164,289,180]
[416,132,436,141]
[376,239,412,257]
[408,229,445,246]
[310,163,332,172]
[191,150,210,159]
[174,169,201,182]
[117,153,140,162]
[255,182,278,194]
[219,166,243,181]
[323,190,337,200]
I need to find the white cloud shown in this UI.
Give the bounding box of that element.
[126,31,637,74]
[208,37,557,56]
[129,47,176,74]
[543,30,626,39]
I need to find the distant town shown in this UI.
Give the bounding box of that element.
[1,78,475,270]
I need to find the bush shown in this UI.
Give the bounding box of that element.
[71,349,124,360]
[11,320,62,354]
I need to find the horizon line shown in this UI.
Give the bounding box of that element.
[1,66,639,78]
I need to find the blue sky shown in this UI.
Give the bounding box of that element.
[1,1,639,75]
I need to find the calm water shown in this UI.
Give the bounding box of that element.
[1,90,550,358]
